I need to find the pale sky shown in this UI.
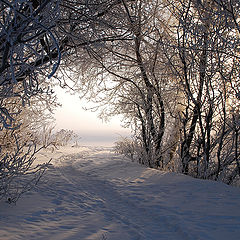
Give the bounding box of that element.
[53,86,130,146]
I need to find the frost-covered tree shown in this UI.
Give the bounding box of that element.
[71,0,174,168]
[155,0,240,182]
[0,92,55,203]
[0,0,130,128]
[1,0,239,204]
[74,0,240,184]
[0,0,131,202]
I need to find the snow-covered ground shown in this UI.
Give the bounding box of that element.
[0,146,240,240]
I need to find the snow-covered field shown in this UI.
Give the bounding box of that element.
[0,146,240,240]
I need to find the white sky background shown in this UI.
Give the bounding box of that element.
[53,86,131,146]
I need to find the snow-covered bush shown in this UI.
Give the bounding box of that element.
[114,137,135,161]
[52,129,78,147]
[114,137,155,167]
[35,127,81,148]
[0,138,50,204]
[0,94,55,202]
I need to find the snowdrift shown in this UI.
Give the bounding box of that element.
[0,146,240,240]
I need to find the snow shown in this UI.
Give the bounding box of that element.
[1,146,240,240]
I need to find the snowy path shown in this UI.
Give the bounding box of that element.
[0,146,240,240]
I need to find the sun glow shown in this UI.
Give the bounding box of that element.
[53,86,130,145]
